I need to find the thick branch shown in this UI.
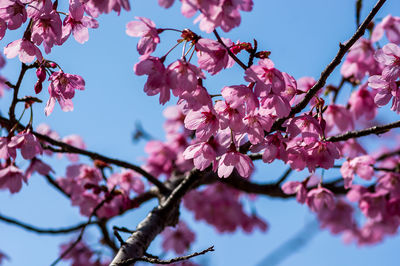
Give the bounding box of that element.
[110,170,205,266]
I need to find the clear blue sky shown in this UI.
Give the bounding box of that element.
[1,0,400,265]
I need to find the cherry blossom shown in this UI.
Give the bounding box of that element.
[306,187,335,213]
[45,71,85,116]
[0,0,27,30]
[372,15,400,44]
[0,164,27,193]
[126,17,160,55]
[162,221,195,254]
[3,38,43,63]
[8,131,43,160]
[61,0,99,44]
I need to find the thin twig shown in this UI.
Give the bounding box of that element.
[327,120,400,142]
[213,29,248,70]
[0,213,94,234]
[276,167,292,185]
[43,174,71,198]
[135,246,214,265]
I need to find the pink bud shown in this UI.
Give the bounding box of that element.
[34,81,42,94]
[36,67,46,82]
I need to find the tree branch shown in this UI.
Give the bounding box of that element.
[0,213,95,234]
[213,29,248,70]
[110,170,207,266]
[0,115,170,195]
[327,120,400,142]
[135,246,214,265]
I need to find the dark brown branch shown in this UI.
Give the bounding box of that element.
[213,29,248,70]
[376,149,400,161]
[135,246,214,265]
[8,63,29,123]
[276,167,292,185]
[327,120,400,142]
[43,174,71,198]
[0,213,94,234]
[98,220,119,253]
[110,170,206,266]
[0,115,169,195]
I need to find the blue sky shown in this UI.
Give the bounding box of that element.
[1,0,400,265]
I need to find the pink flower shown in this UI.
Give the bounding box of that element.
[286,114,323,139]
[126,17,160,55]
[31,10,62,54]
[178,84,213,112]
[324,104,354,133]
[25,158,53,178]
[184,106,219,141]
[371,15,400,45]
[243,111,273,144]
[348,83,377,121]
[293,76,320,106]
[61,0,99,44]
[217,149,254,178]
[167,59,205,96]
[242,214,268,233]
[45,71,85,116]
[359,191,387,220]
[261,132,288,163]
[158,0,175,8]
[368,74,400,113]
[195,38,234,75]
[245,59,285,97]
[307,139,341,172]
[61,135,86,162]
[340,38,381,81]
[0,137,16,159]
[192,0,253,33]
[162,221,195,254]
[374,43,400,81]
[26,0,52,19]
[221,84,259,111]
[282,181,307,203]
[317,200,356,235]
[0,0,27,30]
[340,155,375,189]
[376,173,400,198]
[183,139,219,171]
[8,131,43,160]
[340,139,366,159]
[259,93,291,118]
[144,140,176,177]
[214,100,245,132]
[306,187,335,212]
[3,38,43,63]
[84,0,130,17]
[0,164,27,193]
[134,56,170,104]
[107,169,145,194]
